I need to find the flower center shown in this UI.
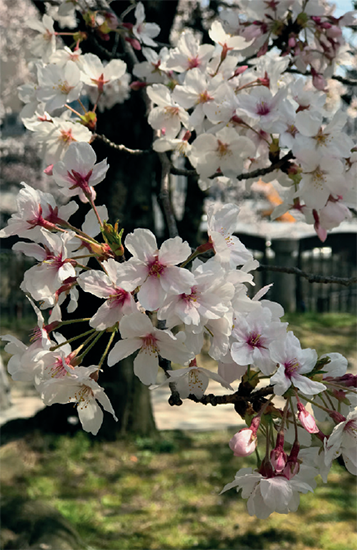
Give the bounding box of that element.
[59,128,75,143]
[198,91,212,103]
[109,288,130,307]
[246,332,263,348]
[217,140,231,157]
[58,81,74,94]
[180,286,199,304]
[147,257,166,278]
[164,106,180,117]
[256,101,271,116]
[284,358,300,378]
[188,56,200,69]
[141,333,159,354]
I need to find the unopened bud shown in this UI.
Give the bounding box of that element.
[297,402,319,433]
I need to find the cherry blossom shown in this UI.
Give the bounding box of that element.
[78,259,138,330]
[119,228,195,311]
[0,183,78,239]
[41,365,117,435]
[147,84,190,139]
[221,467,315,519]
[37,61,83,113]
[132,2,160,47]
[205,202,253,269]
[27,14,57,62]
[107,313,193,385]
[270,332,326,396]
[79,54,127,92]
[165,30,214,73]
[52,142,109,203]
[160,359,233,399]
[324,409,357,475]
[189,127,255,179]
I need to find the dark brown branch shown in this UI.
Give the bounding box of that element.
[158,152,179,238]
[169,385,274,407]
[285,68,357,87]
[331,74,357,87]
[257,264,357,286]
[93,133,151,154]
[170,151,294,180]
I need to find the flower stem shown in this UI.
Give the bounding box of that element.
[76,331,105,363]
[98,331,117,369]
[50,328,96,351]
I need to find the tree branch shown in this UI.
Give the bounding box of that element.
[170,151,294,180]
[257,264,357,286]
[93,133,151,154]
[158,152,179,238]
[169,384,274,408]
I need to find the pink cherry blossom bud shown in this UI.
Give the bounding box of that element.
[258,456,274,477]
[288,36,297,48]
[243,24,264,41]
[44,164,54,176]
[229,428,257,457]
[311,68,327,91]
[313,209,327,242]
[329,410,346,424]
[283,440,300,479]
[130,81,148,91]
[125,37,141,50]
[270,432,287,473]
[334,374,357,388]
[297,402,319,433]
[257,71,270,87]
[326,25,342,38]
[257,40,269,57]
[183,130,192,141]
[234,65,248,76]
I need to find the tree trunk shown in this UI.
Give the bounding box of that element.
[24,0,180,439]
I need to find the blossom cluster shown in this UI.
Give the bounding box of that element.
[2,0,356,520]
[17,0,357,240]
[2,140,356,519]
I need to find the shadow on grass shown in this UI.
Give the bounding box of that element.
[1,429,356,550]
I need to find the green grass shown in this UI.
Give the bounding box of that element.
[1,313,356,549]
[283,312,356,360]
[1,430,356,550]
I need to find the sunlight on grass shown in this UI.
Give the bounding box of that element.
[1,430,356,550]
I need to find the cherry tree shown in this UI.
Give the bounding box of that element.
[1,0,357,520]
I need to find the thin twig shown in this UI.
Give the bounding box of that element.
[257,264,357,286]
[93,133,151,154]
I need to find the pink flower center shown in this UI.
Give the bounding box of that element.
[67,168,93,195]
[246,332,264,349]
[109,288,130,307]
[147,257,166,278]
[141,333,159,353]
[284,358,300,378]
[344,419,357,435]
[180,286,199,304]
[198,90,213,104]
[217,140,231,157]
[59,128,75,143]
[256,101,271,116]
[188,56,200,69]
